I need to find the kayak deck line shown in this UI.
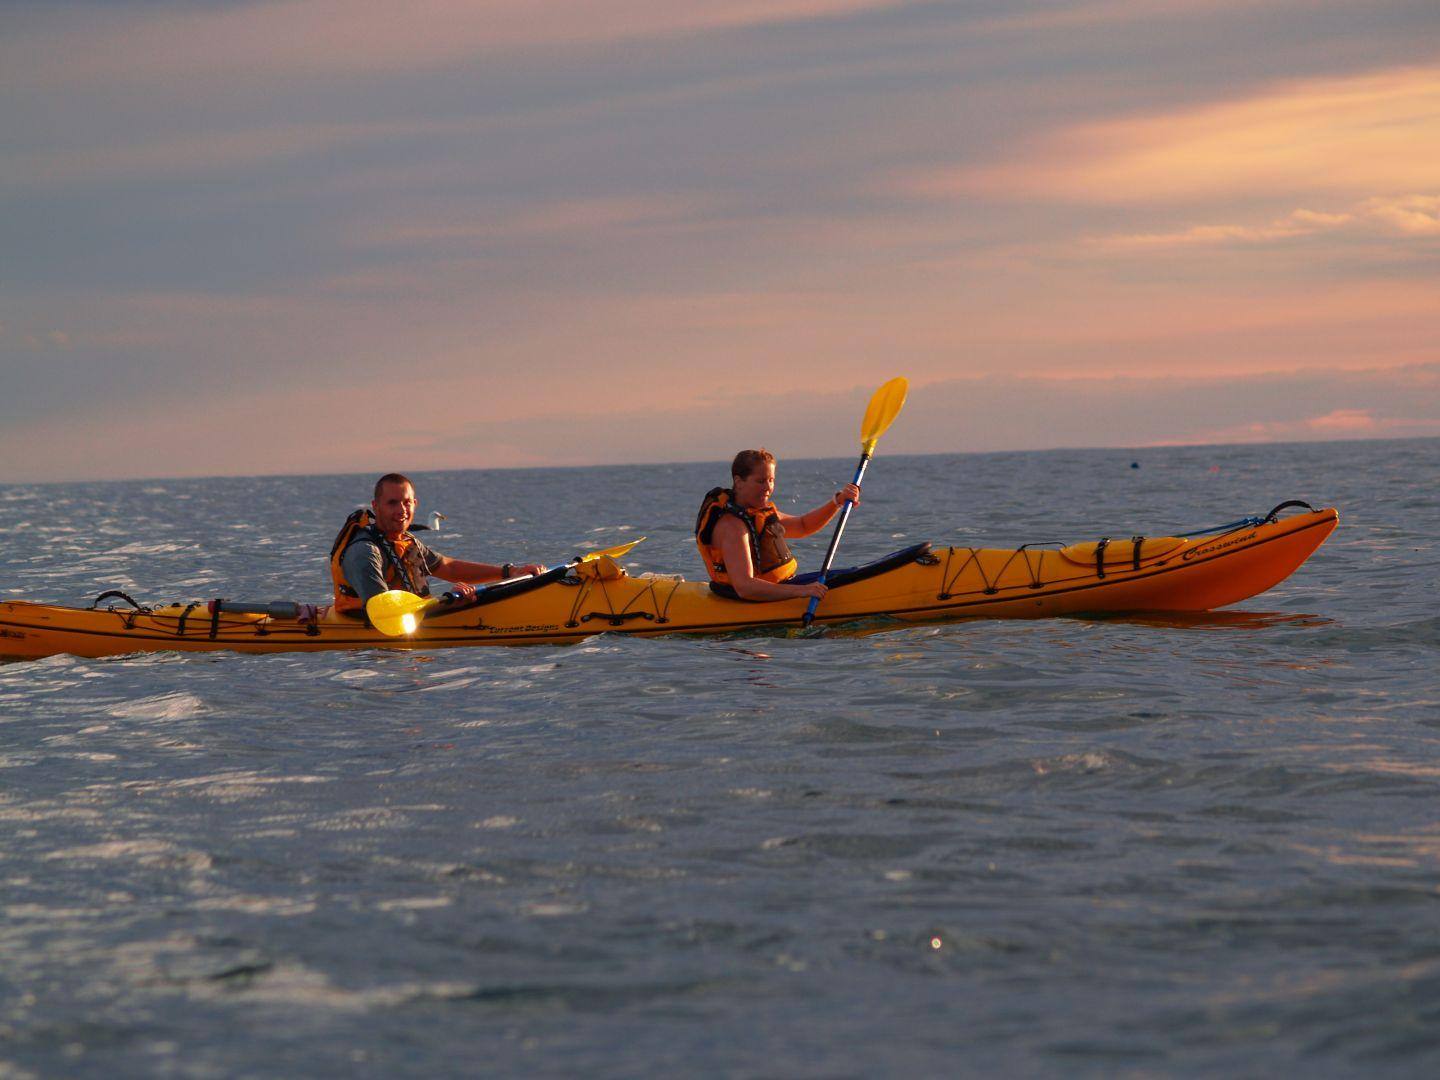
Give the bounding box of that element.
[0,504,1339,661]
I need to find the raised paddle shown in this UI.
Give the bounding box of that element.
[366,537,646,637]
[802,376,908,628]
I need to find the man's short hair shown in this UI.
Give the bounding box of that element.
[730,449,775,482]
[373,473,415,500]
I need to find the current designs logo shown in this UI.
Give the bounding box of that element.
[1182,531,1258,561]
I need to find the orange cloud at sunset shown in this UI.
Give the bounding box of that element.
[1092,196,1440,250]
[1178,407,1440,447]
[911,63,1440,203]
[1363,194,1440,236]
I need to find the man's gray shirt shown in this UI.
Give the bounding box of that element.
[340,534,442,603]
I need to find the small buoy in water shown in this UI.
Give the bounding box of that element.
[1130,462,1140,469]
[1208,466,1221,474]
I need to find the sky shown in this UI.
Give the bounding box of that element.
[2,0,1438,483]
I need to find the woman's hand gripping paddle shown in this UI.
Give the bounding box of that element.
[366,538,645,637]
[802,377,908,628]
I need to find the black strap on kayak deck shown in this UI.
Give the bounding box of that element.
[90,590,144,611]
[176,602,200,637]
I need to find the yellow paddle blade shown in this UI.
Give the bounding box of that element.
[578,537,645,562]
[860,376,908,455]
[365,590,438,637]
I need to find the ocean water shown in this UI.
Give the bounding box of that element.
[1,438,1437,1077]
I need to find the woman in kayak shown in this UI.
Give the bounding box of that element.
[695,449,860,601]
[330,473,545,617]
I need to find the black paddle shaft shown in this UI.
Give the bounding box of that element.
[816,453,873,583]
[211,600,310,619]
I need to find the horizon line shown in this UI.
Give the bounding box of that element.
[4,431,1434,489]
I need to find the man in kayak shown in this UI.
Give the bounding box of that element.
[329,473,545,617]
[695,449,861,601]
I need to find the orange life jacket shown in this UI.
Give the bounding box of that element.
[694,487,798,587]
[329,508,432,615]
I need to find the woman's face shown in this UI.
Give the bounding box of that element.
[733,462,776,509]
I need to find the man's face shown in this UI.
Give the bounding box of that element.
[732,462,776,509]
[372,481,417,536]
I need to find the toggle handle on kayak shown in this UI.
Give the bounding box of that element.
[1263,500,1317,522]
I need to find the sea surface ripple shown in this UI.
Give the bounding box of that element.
[2,440,1437,1077]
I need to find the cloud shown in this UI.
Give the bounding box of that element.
[1362,194,1440,236]
[2,1,912,91]
[1180,407,1440,446]
[977,0,1283,33]
[1091,195,1440,250]
[1308,408,1390,432]
[356,194,717,247]
[3,326,73,351]
[901,63,1440,203]
[2,122,390,190]
[1095,208,1353,249]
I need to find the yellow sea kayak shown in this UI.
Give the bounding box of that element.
[0,503,1338,661]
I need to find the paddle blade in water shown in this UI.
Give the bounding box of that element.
[860,377,908,455]
[365,590,435,637]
